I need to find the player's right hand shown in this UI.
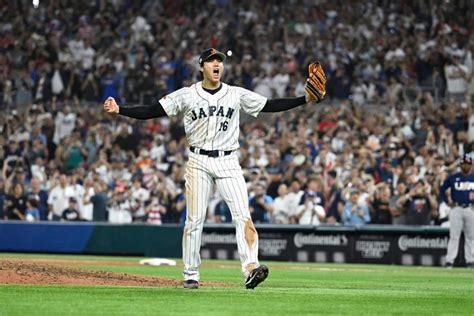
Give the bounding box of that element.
[103,97,119,113]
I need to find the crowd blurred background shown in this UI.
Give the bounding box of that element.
[0,0,473,226]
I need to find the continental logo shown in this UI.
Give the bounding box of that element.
[398,235,448,251]
[294,233,348,248]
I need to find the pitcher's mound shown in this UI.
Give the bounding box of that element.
[0,260,226,287]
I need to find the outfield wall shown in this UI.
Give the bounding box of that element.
[0,222,465,267]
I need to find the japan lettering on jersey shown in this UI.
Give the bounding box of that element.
[159,82,267,151]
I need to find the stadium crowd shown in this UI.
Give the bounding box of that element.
[0,0,473,226]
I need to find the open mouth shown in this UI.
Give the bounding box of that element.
[213,69,219,75]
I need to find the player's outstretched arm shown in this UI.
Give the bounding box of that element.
[261,96,307,112]
[103,96,167,120]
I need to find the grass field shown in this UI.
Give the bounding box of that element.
[0,253,473,315]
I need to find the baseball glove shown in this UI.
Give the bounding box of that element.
[305,62,326,102]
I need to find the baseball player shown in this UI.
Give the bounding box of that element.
[104,48,326,288]
[440,153,474,268]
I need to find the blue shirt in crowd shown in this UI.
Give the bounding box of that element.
[342,202,371,225]
[249,195,273,223]
[27,190,49,221]
[25,207,40,221]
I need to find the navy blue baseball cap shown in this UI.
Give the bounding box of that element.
[461,153,472,165]
[199,48,226,65]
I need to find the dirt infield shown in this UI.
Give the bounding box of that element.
[0,259,227,287]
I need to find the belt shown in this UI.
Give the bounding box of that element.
[456,203,474,208]
[189,146,232,158]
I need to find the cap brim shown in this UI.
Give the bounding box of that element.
[203,52,226,63]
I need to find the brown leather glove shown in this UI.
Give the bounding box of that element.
[305,62,326,102]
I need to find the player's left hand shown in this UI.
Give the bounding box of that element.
[305,62,326,103]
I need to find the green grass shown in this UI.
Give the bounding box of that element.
[1,253,473,315]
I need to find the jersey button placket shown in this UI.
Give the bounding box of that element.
[205,99,218,150]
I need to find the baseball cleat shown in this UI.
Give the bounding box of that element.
[245,264,269,289]
[466,262,474,269]
[183,280,199,289]
[445,262,453,269]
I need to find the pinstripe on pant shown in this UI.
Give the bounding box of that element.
[182,151,259,281]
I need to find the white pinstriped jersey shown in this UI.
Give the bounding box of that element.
[159,82,267,151]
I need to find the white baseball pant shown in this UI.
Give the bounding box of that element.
[182,151,259,281]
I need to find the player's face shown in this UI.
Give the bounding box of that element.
[461,162,472,174]
[201,58,224,85]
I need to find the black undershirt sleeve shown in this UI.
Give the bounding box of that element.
[261,96,307,113]
[118,102,167,119]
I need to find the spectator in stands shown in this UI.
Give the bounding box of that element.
[265,151,284,198]
[27,177,49,221]
[53,105,76,146]
[3,140,24,181]
[295,192,326,225]
[173,187,187,224]
[296,176,326,224]
[47,174,74,221]
[69,172,85,217]
[370,183,392,224]
[81,177,95,221]
[7,167,29,189]
[249,182,273,223]
[214,197,232,224]
[271,183,293,224]
[324,171,344,224]
[286,180,304,223]
[108,184,132,224]
[130,178,150,222]
[145,190,168,225]
[342,190,371,226]
[24,197,40,222]
[444,50,469,102]
[5,182,27,220]
[90,180,108,222]
[397,180,438,225]
[299,176,325,210]
[62,135,86,171]
[61,197,81,221]
[390,182,408,225]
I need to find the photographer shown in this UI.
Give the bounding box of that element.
[249,182,273,224]
[296,176,326,225]
[342,190,371,225]
[2,139,25,181]
[397,179,438,225]
[444,50,469,103]
[295,192,326,225]
[107,185,133,224]
[370,183,392,224]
